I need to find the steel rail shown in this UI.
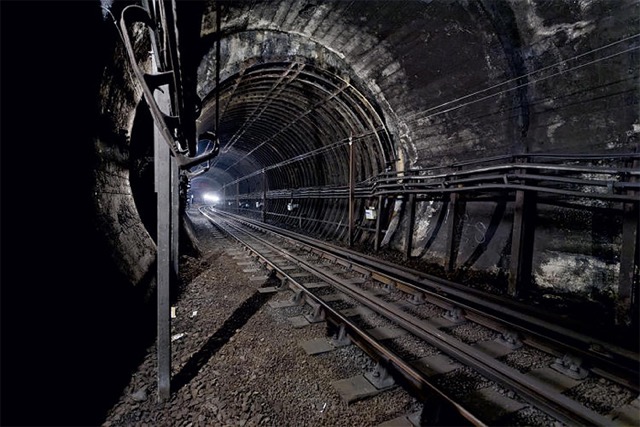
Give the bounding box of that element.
[200,208,486,426]
[216,209,640,390]
[206,208,621,426]
[299,257,615,427]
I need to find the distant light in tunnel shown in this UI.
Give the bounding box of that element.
[203,192,220,204]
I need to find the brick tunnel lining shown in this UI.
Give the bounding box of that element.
[110,0,639,321]
[131,58,398,240]
[200,60,395,184]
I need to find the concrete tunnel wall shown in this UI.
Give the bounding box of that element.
[97,0,638,304]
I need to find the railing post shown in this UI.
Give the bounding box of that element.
[374,195,384,252]
[262,169,267,223]
[508,158,536,297]
[617,157,639,327]
[444,192,465,272]
[404,193,416,261]
[348,137,355,247]
[154,83,171,403]
[170,157,179,277]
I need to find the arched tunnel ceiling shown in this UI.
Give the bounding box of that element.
[196,60,394,190]
[121,0,638,217]
[187,0,638,191]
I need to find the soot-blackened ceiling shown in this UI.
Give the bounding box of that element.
[196,60,394,192]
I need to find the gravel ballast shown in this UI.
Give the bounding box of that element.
[102,212,420,426]
[102,211,637,427]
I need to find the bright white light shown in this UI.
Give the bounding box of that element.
[203,192,220,204]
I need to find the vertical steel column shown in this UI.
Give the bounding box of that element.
[348,137,355,247]
[374,195,384,252]
[171,158,179,277]
[262,169,267,223]
[404,194,416,261]
[508,189,536,297]
[617,157,639,326]
[507,157,537,297]
[444,192,465,272]
[154,87,171,403]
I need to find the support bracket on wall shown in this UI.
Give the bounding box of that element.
[119,4,219,170]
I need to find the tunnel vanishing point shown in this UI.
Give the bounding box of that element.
[1,0,638,425]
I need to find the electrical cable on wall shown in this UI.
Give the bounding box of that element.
[406,33,640,125]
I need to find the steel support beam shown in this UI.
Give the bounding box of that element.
[171,157,179,277]
[154,84,171,403]
[262,170,267,223]
[404,194,416,261]
[618,202,639,327]
[348,137,355,247]
[374,195,384,252]
[508,189,537,297]
[444,193,465,272]
[617,158,639,327]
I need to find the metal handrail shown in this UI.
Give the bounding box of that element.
[224,153,638,203]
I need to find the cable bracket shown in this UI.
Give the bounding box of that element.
[119,5,219,170]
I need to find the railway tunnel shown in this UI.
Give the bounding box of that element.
[1,0,639,425]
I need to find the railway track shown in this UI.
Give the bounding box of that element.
[199,206,639,426]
